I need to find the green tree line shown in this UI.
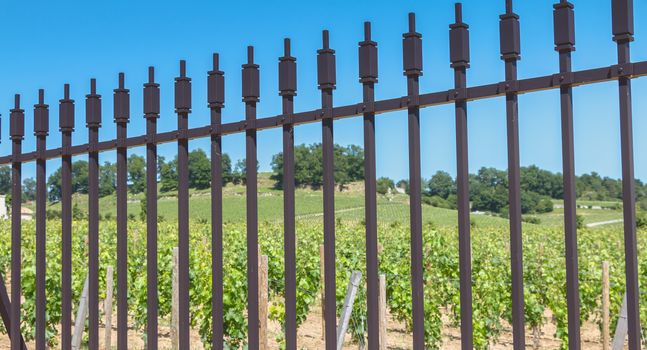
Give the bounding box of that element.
[3,144,647,212]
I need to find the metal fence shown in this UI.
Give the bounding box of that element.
[0,0,644,349]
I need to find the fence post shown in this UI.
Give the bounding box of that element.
[9,94,25,350]
[553,2,582,348]
[450,4,474,348]
[34,88,49,350]
[144,66,160,350]
[403,13,425,350]
[602,261,610,350]
[611,0,641,348]
[279,37,298,350]
[208,52,225,350]
[242,46,261,349]
[359,20,380,350]
[171,247,179,350]
[86,79,101,350]
[113,72,130,350]
[318,29,338,350]
[104,266,114,350]
[500,1,526,348]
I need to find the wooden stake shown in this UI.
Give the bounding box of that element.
[72,274,90,350]
[602,261,610,350]
[104,266,113,350]
[258,245,269,350]
[378,274,387,350]
[336,271,362,350]
[172,247,179,350]
[320,244,325,341]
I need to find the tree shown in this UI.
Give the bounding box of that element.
[0,166,11,195]
[99,162,117,197]
[159,157,178,193]
[127,154,146,194]
[47,160,89,202]
[72,160,89,194]
[47,169,61,202]
[22,178,36,202]
[335,144,364,191]
[376,177,395,195]
[271,143,364,190]
[188,149,211,189]
[521,165,563,199]
[232,158,259,185]
[396,179,409,194]
[470,167,508,213]
[428,171,455,199]
[222,153,233,185]
[471,185,508,213]
[158,150,233,192]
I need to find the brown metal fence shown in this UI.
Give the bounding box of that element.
[0,0,644,349]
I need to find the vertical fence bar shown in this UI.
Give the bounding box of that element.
[279,38,297,350]
[612,0,641,348]
[450,5,473,349]
[317,30,337,350]
[175,60,192,349]
[553,2,581,348]
[86,78,101,350]
[113,73,130,350]
[500,1,525,348]
[208,53,225,350]
[242,45,260,348]
[144,67,160,350]
[34,89,49,350]
[59,84,73,350]
[10,94,24,350]
[402,13,424,350]
[359,21,380,350]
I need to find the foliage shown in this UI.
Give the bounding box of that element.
[99,162,117,197]
[427,171,455,199]
[22,177,36,202]
[127,154,146,194]
[2,218,645,349]
[159,149,234,192]
[637,212,647,229]
[376,177,395,195]
[47,160,89,202]
[270,143,364,190]
[0,165,11,195]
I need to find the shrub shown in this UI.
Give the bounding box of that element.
[522,216,541,225]
[536,197,555,213]
[576,214,585,229]
[637,213,647,229]
[376,177,395,195]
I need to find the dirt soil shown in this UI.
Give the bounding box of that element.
[0,276,624,349]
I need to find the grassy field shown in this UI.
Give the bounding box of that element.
[33,173,626,230]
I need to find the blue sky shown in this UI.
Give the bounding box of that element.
[1,0,646,183]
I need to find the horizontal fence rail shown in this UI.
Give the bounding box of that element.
[0,61,646,166]
[0,0,643,350]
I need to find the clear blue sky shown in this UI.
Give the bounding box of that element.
[1,0,646,183]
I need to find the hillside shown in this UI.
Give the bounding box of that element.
[28,172,624,229]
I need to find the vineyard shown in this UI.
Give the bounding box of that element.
[0,214,645,349]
